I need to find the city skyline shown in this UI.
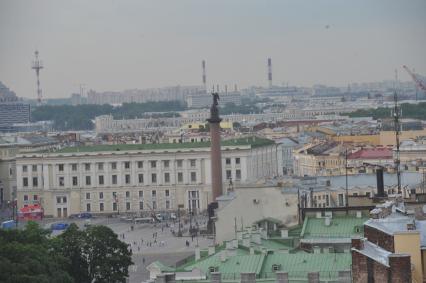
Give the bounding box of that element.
[0,0,425,99]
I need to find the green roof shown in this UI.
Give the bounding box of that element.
[55,137,274,153]
[259,239,292,251]
[184,253,265,279]
[150,261,175,272]
[260,253,351,279]
[301,216,367,239]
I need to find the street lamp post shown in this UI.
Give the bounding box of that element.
[177,206,182,237]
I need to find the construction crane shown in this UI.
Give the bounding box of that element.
[402,65,426,99]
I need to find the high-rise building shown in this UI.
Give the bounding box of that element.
[0,82,30,132]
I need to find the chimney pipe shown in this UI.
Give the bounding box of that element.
[267,58,272,88]
[376,168,385,197]
[202,60,206,91]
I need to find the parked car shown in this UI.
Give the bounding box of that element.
[51,222,69,230]
[79,212,92,219]
[1,220,16,229]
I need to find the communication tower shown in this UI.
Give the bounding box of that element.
[31,50,44,105]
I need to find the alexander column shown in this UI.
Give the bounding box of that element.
[207,92,223,235]
[208,92,223,202]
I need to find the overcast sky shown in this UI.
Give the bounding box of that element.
[0,0,425,99]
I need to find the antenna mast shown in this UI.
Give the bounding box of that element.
[393,69,402,194]
[32,50,44,105]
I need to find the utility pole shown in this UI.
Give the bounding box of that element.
[345,148,349,214]
[393,70,402,194]
[177,206,182,237]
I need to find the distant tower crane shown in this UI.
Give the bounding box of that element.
[31,50,44,105]
[402,65,426,100]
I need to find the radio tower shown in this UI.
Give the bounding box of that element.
[32,50,44,105]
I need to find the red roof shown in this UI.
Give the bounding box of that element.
[347,148,393,160]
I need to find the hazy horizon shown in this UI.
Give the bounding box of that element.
[1,0,425,99]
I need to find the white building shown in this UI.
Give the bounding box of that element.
[15,137,281,218]
[87,86,204,105]
[215,185,299,243]
[0,135,58,204]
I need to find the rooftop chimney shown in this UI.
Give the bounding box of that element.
[267,58,272,88]
[376,168,385,197]
[202,60,206,91]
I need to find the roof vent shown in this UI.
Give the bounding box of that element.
[407,223,416,231]
[325,217,332,226]
[272,264,281,271]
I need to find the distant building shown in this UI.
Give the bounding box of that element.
[312,84,342,96]
[87,85,203,105]
[397,140,426,167]
[186,91,242,108]
[0,135,59,204]
[293,142,346,177]
[347,147,394,168]
[15,137,281,217]
[276,137,299,175]
[0,85,31,132]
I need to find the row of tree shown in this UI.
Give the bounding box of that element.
[31,101,186,131]
[0,222,132,283]
[30,97,269,131]
[348,102,426,120]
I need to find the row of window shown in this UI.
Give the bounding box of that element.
[225,157,241,165]
[84,190,170,200]
[226,169,241,180]
[22,165,38,172]
[23,189,171,205]
[22,157,241,173]
[85,199,170,212]
[23,171,199,187]
[54,159,197,172]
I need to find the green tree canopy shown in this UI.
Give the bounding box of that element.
[31,101,186,131]
[0,222,73,283]
[0,222,132,283]
[53,224,133,283]
[348,102,426,120]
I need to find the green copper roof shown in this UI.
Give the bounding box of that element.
[55,137,275,153]
[184,253,265,279]
[301,216,367,239]
[260,253,351,279]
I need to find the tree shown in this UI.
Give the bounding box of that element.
[54,223,90,283]
[233,122,242,129]
[0,222,73,283]
[31,101,186,131]
[54,224,133,283]
[84,226,133,283]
